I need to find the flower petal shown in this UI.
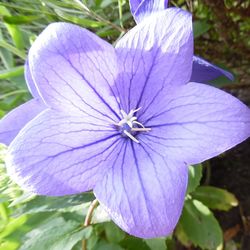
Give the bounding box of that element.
[129,0,141,15]
[0,99,45,146]
[94,141,188,238]
[130,0,169,23]
[25,60,40,98]
[28,22,121,123]
[115,8,193,112]
[6,109,121,195]
[191,56,234,83]
[141,82,250,165]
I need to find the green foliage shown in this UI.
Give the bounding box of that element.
[192,186,238,211]
[187,164,203,193]
[12,193,95,216]
[104,222,126,243]
[144,238,167,250]
[193,20,211,38]
[0,6,25,50]
[176,199,223,250]
[19,217,92,250]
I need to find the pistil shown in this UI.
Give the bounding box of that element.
[116,108,151,143]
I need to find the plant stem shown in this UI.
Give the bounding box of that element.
[118,0,124,29]
[82,199,99,250]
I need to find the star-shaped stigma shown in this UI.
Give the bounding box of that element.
[116,108,151,143]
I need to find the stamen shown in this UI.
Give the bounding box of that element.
[116,108,151,143]
[133,107,142,113]
[132,121,145,128]
[131,128,151,132]
[123,130,140,143]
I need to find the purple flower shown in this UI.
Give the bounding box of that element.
[0,61,46,145]
[130,0,234,83]
[1,8,250,238]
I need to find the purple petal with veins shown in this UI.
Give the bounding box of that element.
[129,0,234,83]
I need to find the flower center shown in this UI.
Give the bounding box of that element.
[116,108,151,143]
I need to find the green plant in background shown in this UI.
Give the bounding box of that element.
[0,0,248,249]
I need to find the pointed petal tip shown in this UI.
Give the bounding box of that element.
[0,99,45,146]
[94,143,188,238]
[192,56,234,83]
[130,0,170,23]
[144,82,250,166]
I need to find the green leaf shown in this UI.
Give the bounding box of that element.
[0,29,14,68]
[0,215,27,239]
[187,164,203,193]
[93,241,124,250]
[0,40,26,60]
[9,192,35,207]
[2,15,42,25]
[0,66,24,80]
[176,199,223,250]
[0,6,25,50]
[192,186,238,211]
[193,20,211,38]
[13,193,95,216]
[175,223,191,247]
[55,10,106,28]
[104,222,125,243]
[120,238,150,250]
[0,240,19,250]
[0,203,9,221]
[144,238,167,250]
[19,217,92,250]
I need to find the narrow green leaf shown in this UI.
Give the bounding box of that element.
[187,164,203,193]
[0,29,14,68]
[2,15,41,25]
[192,186,238,211]
[55,9,106,28]
[0,90,28,100]
[0,203,9,221]
[0,66,24,80]
[177,199,223,250]
[0,215,27,239]
[0,40,26,60]
[0,240,19,250]
[8,192,35,207]
[0,6,25,50]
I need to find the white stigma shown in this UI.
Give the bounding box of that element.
[116,108,151,143]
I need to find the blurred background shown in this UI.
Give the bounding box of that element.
[0,0,249,249]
